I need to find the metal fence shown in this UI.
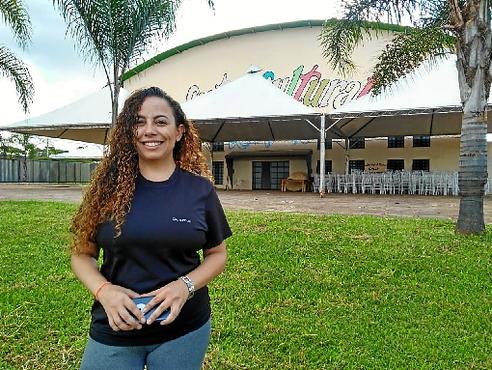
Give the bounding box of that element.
[0,157,99,183]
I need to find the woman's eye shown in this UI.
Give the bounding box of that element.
[136,120,145,126]
[155,120,167,126]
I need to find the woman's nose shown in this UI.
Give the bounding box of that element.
[142,121,156,135]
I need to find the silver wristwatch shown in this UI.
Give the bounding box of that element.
[179,275,195,300]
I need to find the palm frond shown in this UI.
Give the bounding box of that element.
[342,0,421,26]
[321,0,456,91]
[124,0,182,68]
[0,0,31,48]
[418,1,451,29]
[52,0,199,82]
[319,19,375,76]
[319,0,423,77]
[0,45,34,112]
[53,1,112,66]
[371,25,455,94]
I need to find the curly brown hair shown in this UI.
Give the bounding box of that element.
[70,87,211,255]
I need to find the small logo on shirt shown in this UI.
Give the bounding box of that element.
[172,217,191,223]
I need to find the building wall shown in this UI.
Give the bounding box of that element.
[125,21,492,191]
[233,159,251,190]
[337,136,460,172]
[209,137,491,190]
[290,159,307,174]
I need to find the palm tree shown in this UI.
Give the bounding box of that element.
[52,0,214,126]
[0,0,34,112]
[320,1,490,234]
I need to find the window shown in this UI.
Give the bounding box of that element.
[270,161,290,190]
[412,159,430,171]
[388,136,404,148]
[387,159,405,171]
[349,160,365,173]
[413,135,430,147]
[252,161,289,190]
[349,137,365,149]
[317,138,332,150]
[316,160,332,174]
[212,142,224,152]
[212,161,224,185]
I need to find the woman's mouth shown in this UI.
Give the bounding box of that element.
[141,141,163,148]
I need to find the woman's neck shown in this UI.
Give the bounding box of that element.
[138,158,176,182]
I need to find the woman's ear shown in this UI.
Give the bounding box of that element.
[177,124,185,142]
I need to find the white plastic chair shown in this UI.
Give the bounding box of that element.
[325,174,335,193]
[409,171,421,195]
[361,173,372,194]
[312,174,320,192]
[382,172,394,194]
[371,173,384,194]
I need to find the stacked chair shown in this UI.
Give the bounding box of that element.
[313,170,460,196]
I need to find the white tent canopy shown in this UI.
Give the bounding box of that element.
[50,145,104,160]
[1,86,130,144]
[181,69,323,142]
[1,69,330,194]
[2,70,324,144]
[329,56,492,138]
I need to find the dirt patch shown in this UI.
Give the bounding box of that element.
[1,184,491,223]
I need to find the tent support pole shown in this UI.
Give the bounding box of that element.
[345,138,350,175]
[56,129,68,139]
[319,115,326,197]
[429,109,435,136]
[325,119,340,132]
[304,118,320,132]
[103,129,109,145]
[350,116,376,138]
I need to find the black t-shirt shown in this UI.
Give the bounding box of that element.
[89,168,232,346]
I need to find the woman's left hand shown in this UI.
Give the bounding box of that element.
[140,279,189,325]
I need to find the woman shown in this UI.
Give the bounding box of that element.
[71,87,232,370]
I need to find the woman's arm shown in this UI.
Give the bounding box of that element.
[188,241,228,290]
[143,241,227,325]
[71,244,145,331]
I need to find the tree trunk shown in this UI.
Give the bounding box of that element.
[111,66,121,126]
[455,0,491,234]
[22,154,27,182]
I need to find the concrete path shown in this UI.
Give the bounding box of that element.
[1,184,491,223]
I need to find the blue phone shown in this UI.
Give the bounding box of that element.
[132,296,170,322]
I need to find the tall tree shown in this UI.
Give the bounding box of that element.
[52,0,214,126]
[321,1,490,234]
[0,0,34,112]
[9,133,34,180]
[0,132,9,156]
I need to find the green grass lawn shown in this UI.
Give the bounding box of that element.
[0,200,491,369]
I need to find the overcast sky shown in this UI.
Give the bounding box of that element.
[0,0,342,154]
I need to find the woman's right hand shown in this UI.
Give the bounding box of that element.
[98,284,146,332]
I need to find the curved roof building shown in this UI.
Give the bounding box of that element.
[123,20,491,192]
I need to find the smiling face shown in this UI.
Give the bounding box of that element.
[134,96,185,165]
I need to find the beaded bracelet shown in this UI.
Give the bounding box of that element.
[94,281,111,301]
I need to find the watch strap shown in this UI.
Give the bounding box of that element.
[179,275,195,300]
